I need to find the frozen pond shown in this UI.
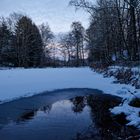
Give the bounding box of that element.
[0,89,139,140]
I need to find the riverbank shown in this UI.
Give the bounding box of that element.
[0,67,140,129]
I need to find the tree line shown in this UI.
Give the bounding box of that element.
[0,13,87,68]
[70,0,140,66]
[0,13,53,68]
[1,0,140,68]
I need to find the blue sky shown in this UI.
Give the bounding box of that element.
[0,0,90,33]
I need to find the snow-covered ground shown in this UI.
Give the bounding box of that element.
[0,67,140,128]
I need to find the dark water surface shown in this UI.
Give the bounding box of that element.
[0,89,139,140]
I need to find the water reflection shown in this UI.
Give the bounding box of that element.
[17,105,52,122]
[71,96,86,113]
[0,92,140,140]
[71,95,140,140]
[20,111,36,121]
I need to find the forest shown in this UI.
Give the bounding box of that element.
[0,0,140,68]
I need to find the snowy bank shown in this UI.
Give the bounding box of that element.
[0,67,140,128]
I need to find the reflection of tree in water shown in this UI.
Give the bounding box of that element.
[20,111,36,121]
[41,105,52,114]
[71,96,86,113]
[72,95,140,140]
[17,105,52,122]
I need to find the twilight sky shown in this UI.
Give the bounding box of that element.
[0,0,90,33]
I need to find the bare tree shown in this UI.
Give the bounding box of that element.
[71,21,85,66]
[70,0,140,65]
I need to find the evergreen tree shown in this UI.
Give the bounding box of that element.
[0,19,13,66]
[29,24,43,67]
[14,16,43,67]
